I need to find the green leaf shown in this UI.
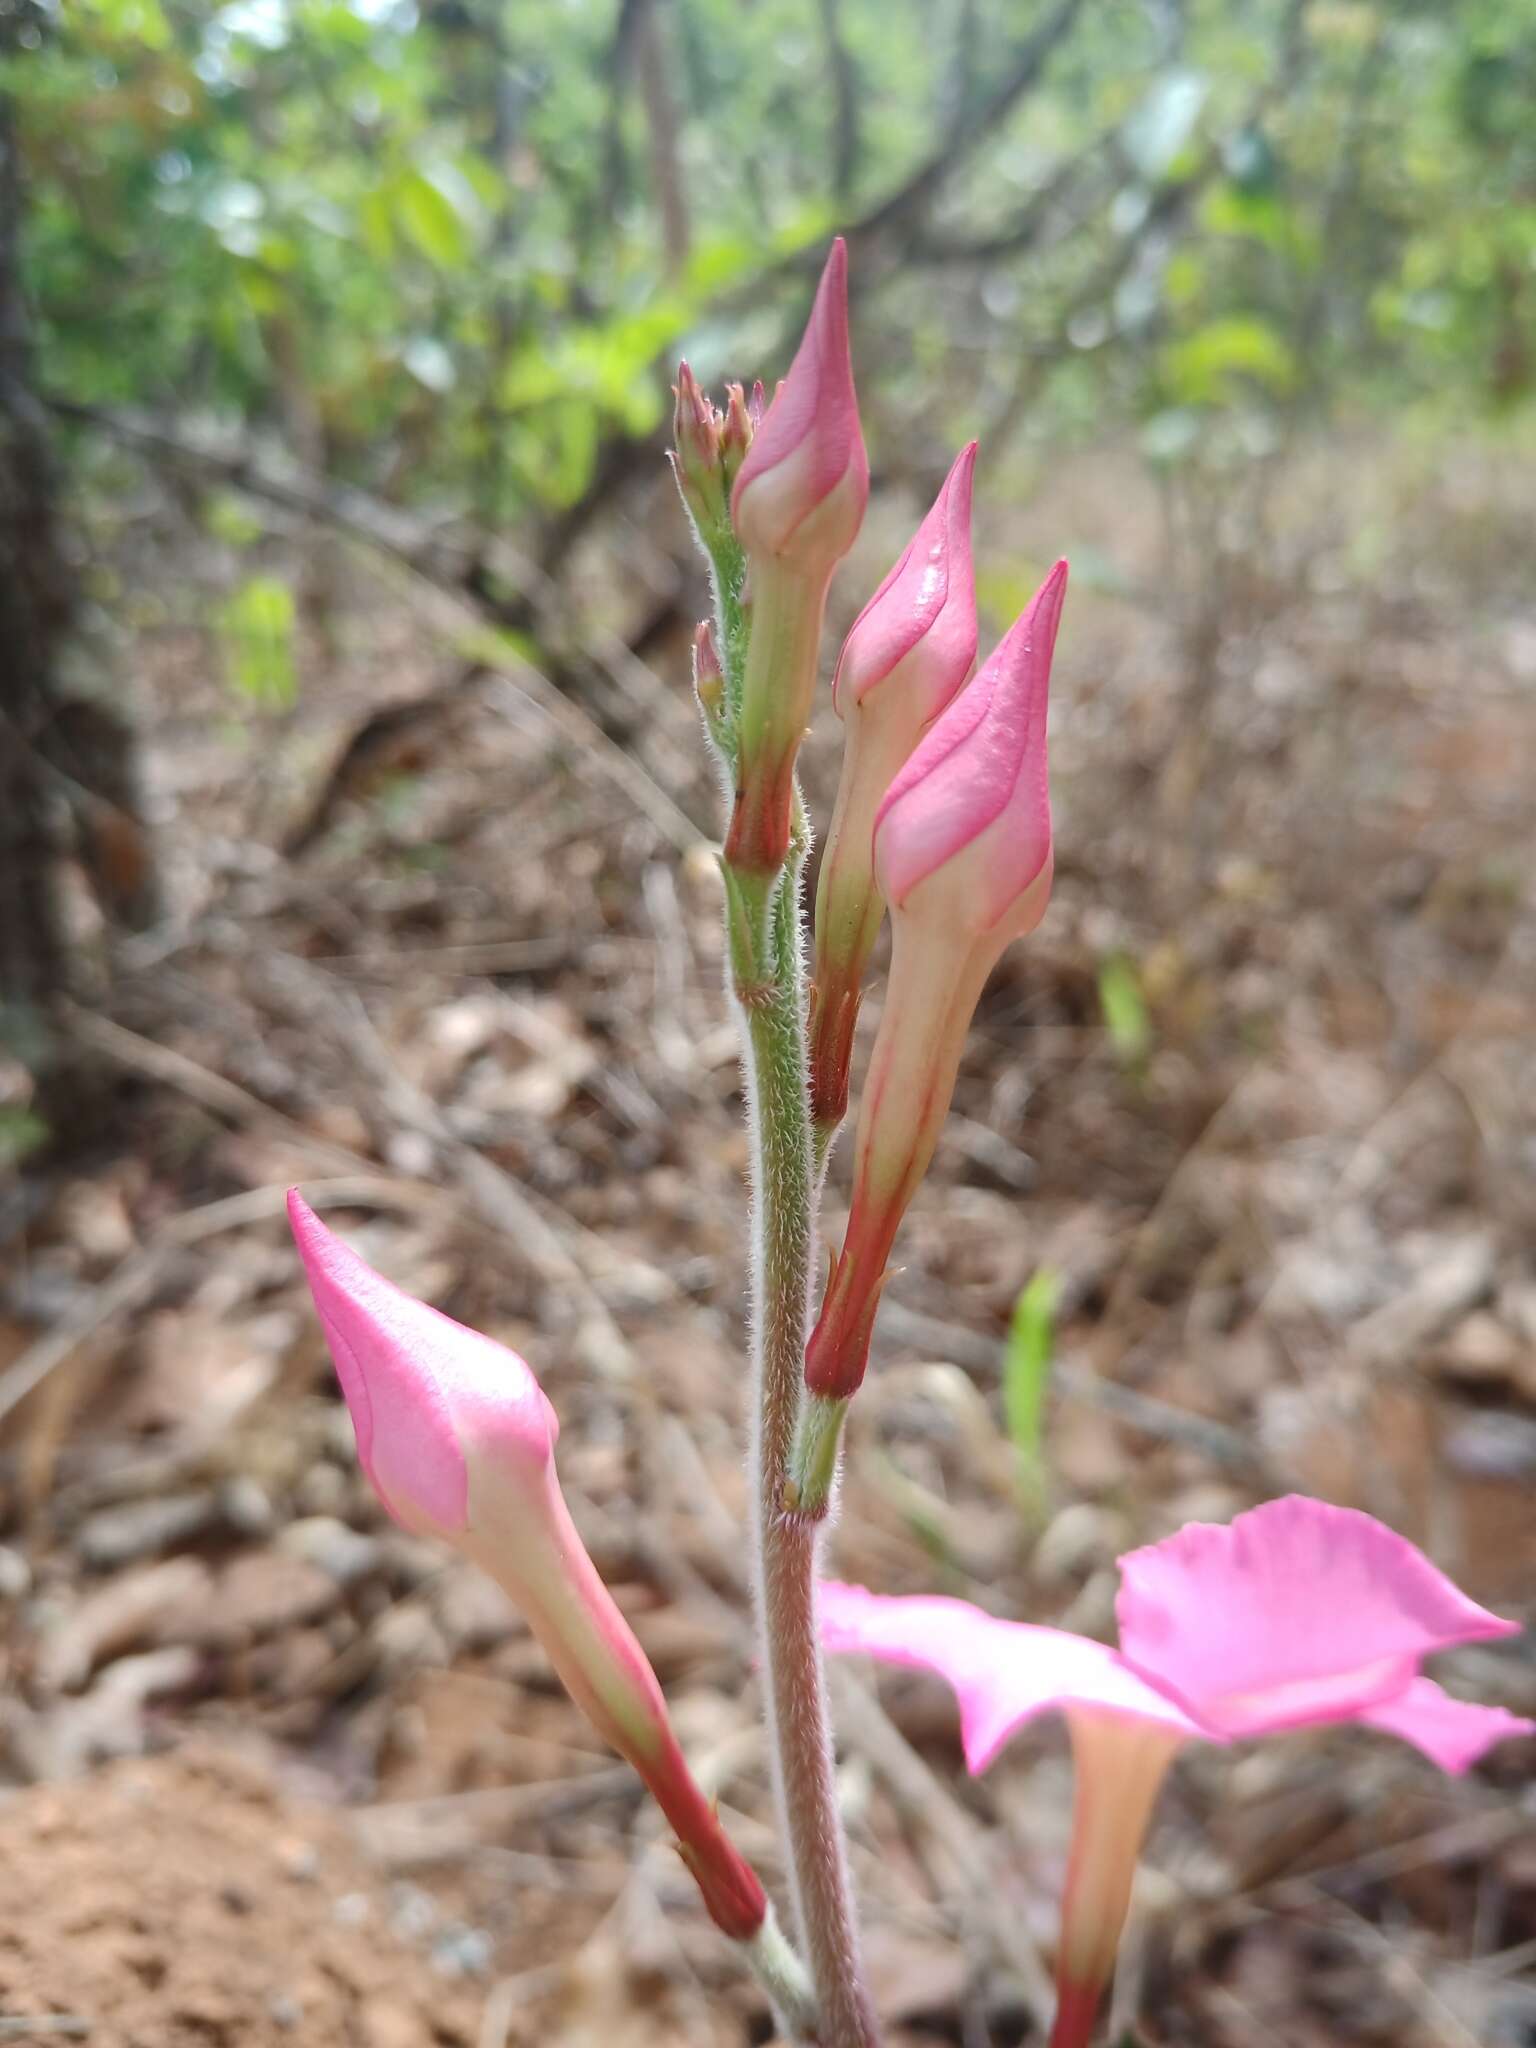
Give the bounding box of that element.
[869,1452,956,1567]
[202,492,265,546]
[358,186,397,262]
[505,397,601,509]
[499,297,691,415]
[1222,125,1278,194]
[394,167,473,270]
[453,621,545,672]
[1201,181,1312,263]
[1097,952,1152,1064]
[1003,1267,1060,1515]
[0,1106,50,1170]
[77,0,171,46]
[217,575,297,707]
[1161,317,1296,405]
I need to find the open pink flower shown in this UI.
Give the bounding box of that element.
[730,237,868,573]
[809,444,979,1135]
[1114,1493,1518,1745]
[822,1496,1531,2047]
[288,1192,768,1944]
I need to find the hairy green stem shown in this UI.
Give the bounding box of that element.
[785,1391,849,1518]
[742,1907,820,2043]
[730,840,878,2048]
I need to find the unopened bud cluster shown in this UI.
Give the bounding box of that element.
[667,244,1069,1486]
[671,360,762,553]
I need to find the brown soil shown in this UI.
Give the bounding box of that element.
[0,1747,480,2048]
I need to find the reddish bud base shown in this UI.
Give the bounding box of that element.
[676,1835,768,1943]
[807,975,861,1131]
[1048,1977,1104,2048]
[723,756,796,878]
[804,1245,885,1399]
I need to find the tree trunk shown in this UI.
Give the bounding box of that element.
[0,66,158,1131]
[0,84,72,1028]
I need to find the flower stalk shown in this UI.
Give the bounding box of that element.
[724,709,879,2048]
[723,554,836,885]
[701,239,879,2046]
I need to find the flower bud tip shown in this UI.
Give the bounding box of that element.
[286,1190,559,1539]
[833,438,979,718]
[874,557,1067,937]
[692,620,725,716]
[720,383,753,486]
[730,238,867,568]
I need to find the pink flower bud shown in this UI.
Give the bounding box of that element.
[874,555,1066,945]
[719,244,869,888]
[692,619,729,760]
[692,619,725,718]
[805,563,1068,1399]
[833,441,979,718]
[719,382,754,491]
[671,359,727,537]
[809,443,978,1133]
[730,239,868,574]
[288,1192,767,1943]
[289,1188,556,1539]
[674,358,720,471]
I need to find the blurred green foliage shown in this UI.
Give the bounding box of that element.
[7,0,1535,534]
[217,571,298,704]
[1003,1264,1061,1519]
[1097,953,1152,1069]
[0,1105,52,1171]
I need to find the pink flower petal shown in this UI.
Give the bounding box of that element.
[1116,1495,1520,1740]
[834,442,978,716]
[820,1581,1201,1773]
[288,1191,557,1535]
[873,559,1065,928]
[1358,1677,1534,1775]
[730,239,868,559]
